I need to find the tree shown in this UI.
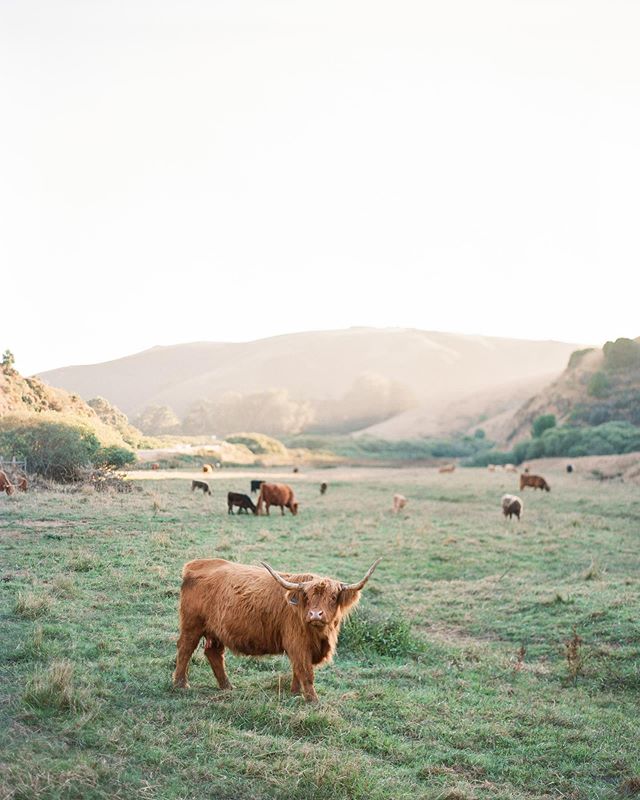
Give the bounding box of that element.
[1,349,16,375]
[531,414,557,438]
[132,405,181,435]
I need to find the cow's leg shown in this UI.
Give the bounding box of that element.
[288,654,318,702]
[203,638,232,690]
[280,505,285,516]
[173,628,202,688]
[265,503,270,515]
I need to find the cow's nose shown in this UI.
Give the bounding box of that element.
[308,609,324,621]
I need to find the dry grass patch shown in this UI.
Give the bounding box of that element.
[14,591,52,619]
[23,659,92,712]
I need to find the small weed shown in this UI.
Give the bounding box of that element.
[340,608,422,658]
[619,776,640,797]
[70,550,97,572]
[51,574,76,598]
[23,660,91,712]
[14,592,52,619]
[564,629,584,684]
[582,559,604,581]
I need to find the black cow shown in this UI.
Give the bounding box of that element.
[228,492,257,514]
[250,480,265,494]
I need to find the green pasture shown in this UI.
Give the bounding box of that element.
[0,467,639,799]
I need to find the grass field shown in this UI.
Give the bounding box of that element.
[1,466,639,799]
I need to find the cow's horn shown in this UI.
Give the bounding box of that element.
[340,557,382,591]
[260,562,304,590]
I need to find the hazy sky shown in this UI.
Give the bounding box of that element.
[2,0,638,376]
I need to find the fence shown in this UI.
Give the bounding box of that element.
[0,456,27,475]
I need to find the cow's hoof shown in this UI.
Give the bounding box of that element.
[173,678,190,689]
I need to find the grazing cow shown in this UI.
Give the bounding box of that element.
[504,464,518,474]
[438,464,456,473]
[392,493,407,513]
[202,464,213,474]
[257,483,298,516]
[0,470,15,496]
[487,464,496,472]
[502,494,523,520]
[250,480,265,494]
[191,480,212,496]
[15,474,28,492]
[227,492,257,515]
[173,557,381,701]
[151,462,160,471]
[320,482,328,495]
[566,464,574,474]
[520,473,550,492]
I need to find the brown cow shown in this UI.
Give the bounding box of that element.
[15,473,28,492]
[320,482,328,495]
[227,492,257,514]
[151,462,160,471]
[438,464,456,473]
[202,464,213,474]
[520,473,550,492]
[173,557,381,701]
[392,493,407,513]
[502,494,523,519]
[257,483,298,515]
[0,470,15,496]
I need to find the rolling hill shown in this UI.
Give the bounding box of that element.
[38,329,582,436]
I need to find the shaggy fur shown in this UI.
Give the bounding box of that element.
[256,483,298,516]
[520,473,550,492]
[0,470,15,496]
[501,494,523,519]
[173,558,379,701]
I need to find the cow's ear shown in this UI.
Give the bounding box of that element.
[286,590,301,606]
[337,587,360,610]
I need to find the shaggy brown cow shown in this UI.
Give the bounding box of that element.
[227,492,257,514]
[502,493,523,519]
[257,483,298,515]
[202,464,213,474]
[15,474,28,492]
[0,470,15,496]
[520,473,550,492]
[191,480,212,495]
[320,482,328,495]
[438,464,456,473]
[173,557,381,701]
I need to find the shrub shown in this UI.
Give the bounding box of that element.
[96,445,136,469]
[0,418,101,482]
[587,371,610,398]
[23,660,91,712]
[603,338,640,370]
[225,432,288,455]
[339,608,423,658]
[568,348,595,368]
[532,414,557,438]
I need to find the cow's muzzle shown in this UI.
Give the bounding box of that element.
[307,609,326,625]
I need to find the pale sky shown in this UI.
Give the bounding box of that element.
[2,0,639,376]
